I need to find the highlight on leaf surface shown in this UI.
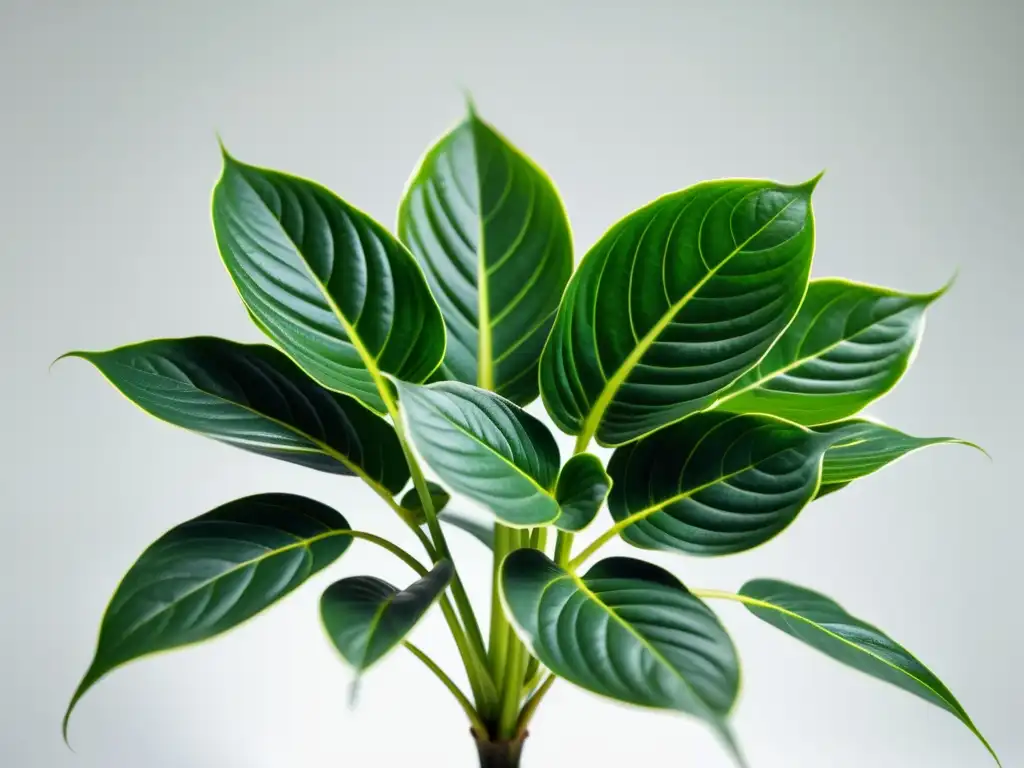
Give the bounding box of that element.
[212,148,446,414]
[553,453,611,532]
[62,337,410,493]
[398,101,573,405]
[64,494,353,739]
[539,176,818,447]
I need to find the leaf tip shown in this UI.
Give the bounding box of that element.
[463,89,478,119]
[50,350,88,373]
[797,169,826,196]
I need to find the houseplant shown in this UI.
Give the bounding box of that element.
[59,102,1000,766]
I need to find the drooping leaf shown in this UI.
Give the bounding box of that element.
[553,453,611,532]
[398,103,572,405]
[64,494,353,737]
[212,150,446,413]
[401,480,451,525]
[501,550,743,762]
[539,177,818,447]
[320,561,454,672]
[607,412,837,556]
[734,579,999,765]
[63,337,409,493]
[711,279,945,424]
[437,509,495,550]
[395,381,561,526]
[814,419,982,497]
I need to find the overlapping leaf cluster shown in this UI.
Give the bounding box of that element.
[61,104,998,766]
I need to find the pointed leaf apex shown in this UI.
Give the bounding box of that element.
[464,90,478,119]
[797,169,826,195]
[929,268,959,302]
[216,134,237,165]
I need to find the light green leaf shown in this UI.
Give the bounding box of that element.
[398,103,573,405]
[65,494,353,738]
[501,550,744,764]
[732,580,999,765]
[63,337,409,494]
[401,480,451,525]
[212,150,446,414]
[540,177,818,447]
[553,453,611,532]
[815,419,983,497]
[712,279,945,424]
[606,412,836,556]
[395,381,561,526]
[320,561,453,673]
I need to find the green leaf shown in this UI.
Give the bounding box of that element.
[501,550,744,762]
[438,509,495,550]
[398,103,573,405]
[815,419,982,497]
[553,453,611,532]
[320,560,454,673]
[394,381,561,526]
[711,279,945,424]
[735,579,1000,765]
[64,494,353,737]
[607,412,836,556]
[401,480,451,524]
[212,149,446,414]
[539,177,818,447]
[63,337,409,494]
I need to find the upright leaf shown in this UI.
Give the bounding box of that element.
[553,453,611,532]
[401,480,452,524]
[734,580,999,764]
[65,494,353,736]
[212,150,446,413]
[501,551,743,762]
[63,337,409,493]
[395,381,561,526]
[540,177,818,446]
[814,419,982,497]
[398,104,573,405]
[607,412,836,556]
[712,279,945,424]
[320,561,454,672]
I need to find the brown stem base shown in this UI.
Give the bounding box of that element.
[474,733,526,768]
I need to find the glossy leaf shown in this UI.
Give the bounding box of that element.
[65,494,353,736]
[540,177,818,446]
[815,419,981,497]
[320,561,453,672]
[63,337,409,493]
[553,453,611,532]
[712,279,944,424]
[395,381,561,526]
[607,412,836,556]
[398,104,572,405]
[501,550,743,761]
[401,480,451,525]
[212,150,446,413]
[736,579,999,764]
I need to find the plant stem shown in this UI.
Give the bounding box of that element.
[405,642,488,739]
[345,530,429,576]
[515,673,555,737]
[489,524,513,673]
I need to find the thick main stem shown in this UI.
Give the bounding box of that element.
[474,733,526,768]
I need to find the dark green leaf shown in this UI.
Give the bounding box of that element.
[212,150,446,413]
[65,494,352,737]
[540,177,818,447]
[607,412,836,556]
[398,103,572,405]
[735,579,999,765]
[320,561,454,672]
[395,381,561,526]
[63,337,409,493]
[401,480,451,524]
[553,453,611,532]
[501,550,743,763]
[712,279,945,424]
[437,509,495,550]
[814,419,982,498]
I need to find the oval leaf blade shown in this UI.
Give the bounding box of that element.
[501,550,742,758]
[64,494,353,736]
[401,480,452,525]
[64,337,409,493]
[540,177,818,446]
[607,412,836,555]
[320,560,454,672]
[398,104,573,405]
[554,453,611,532]
[737,579,999,764]
[212,150,446,413]
[712,279,945,424]
[395,381,561,526]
